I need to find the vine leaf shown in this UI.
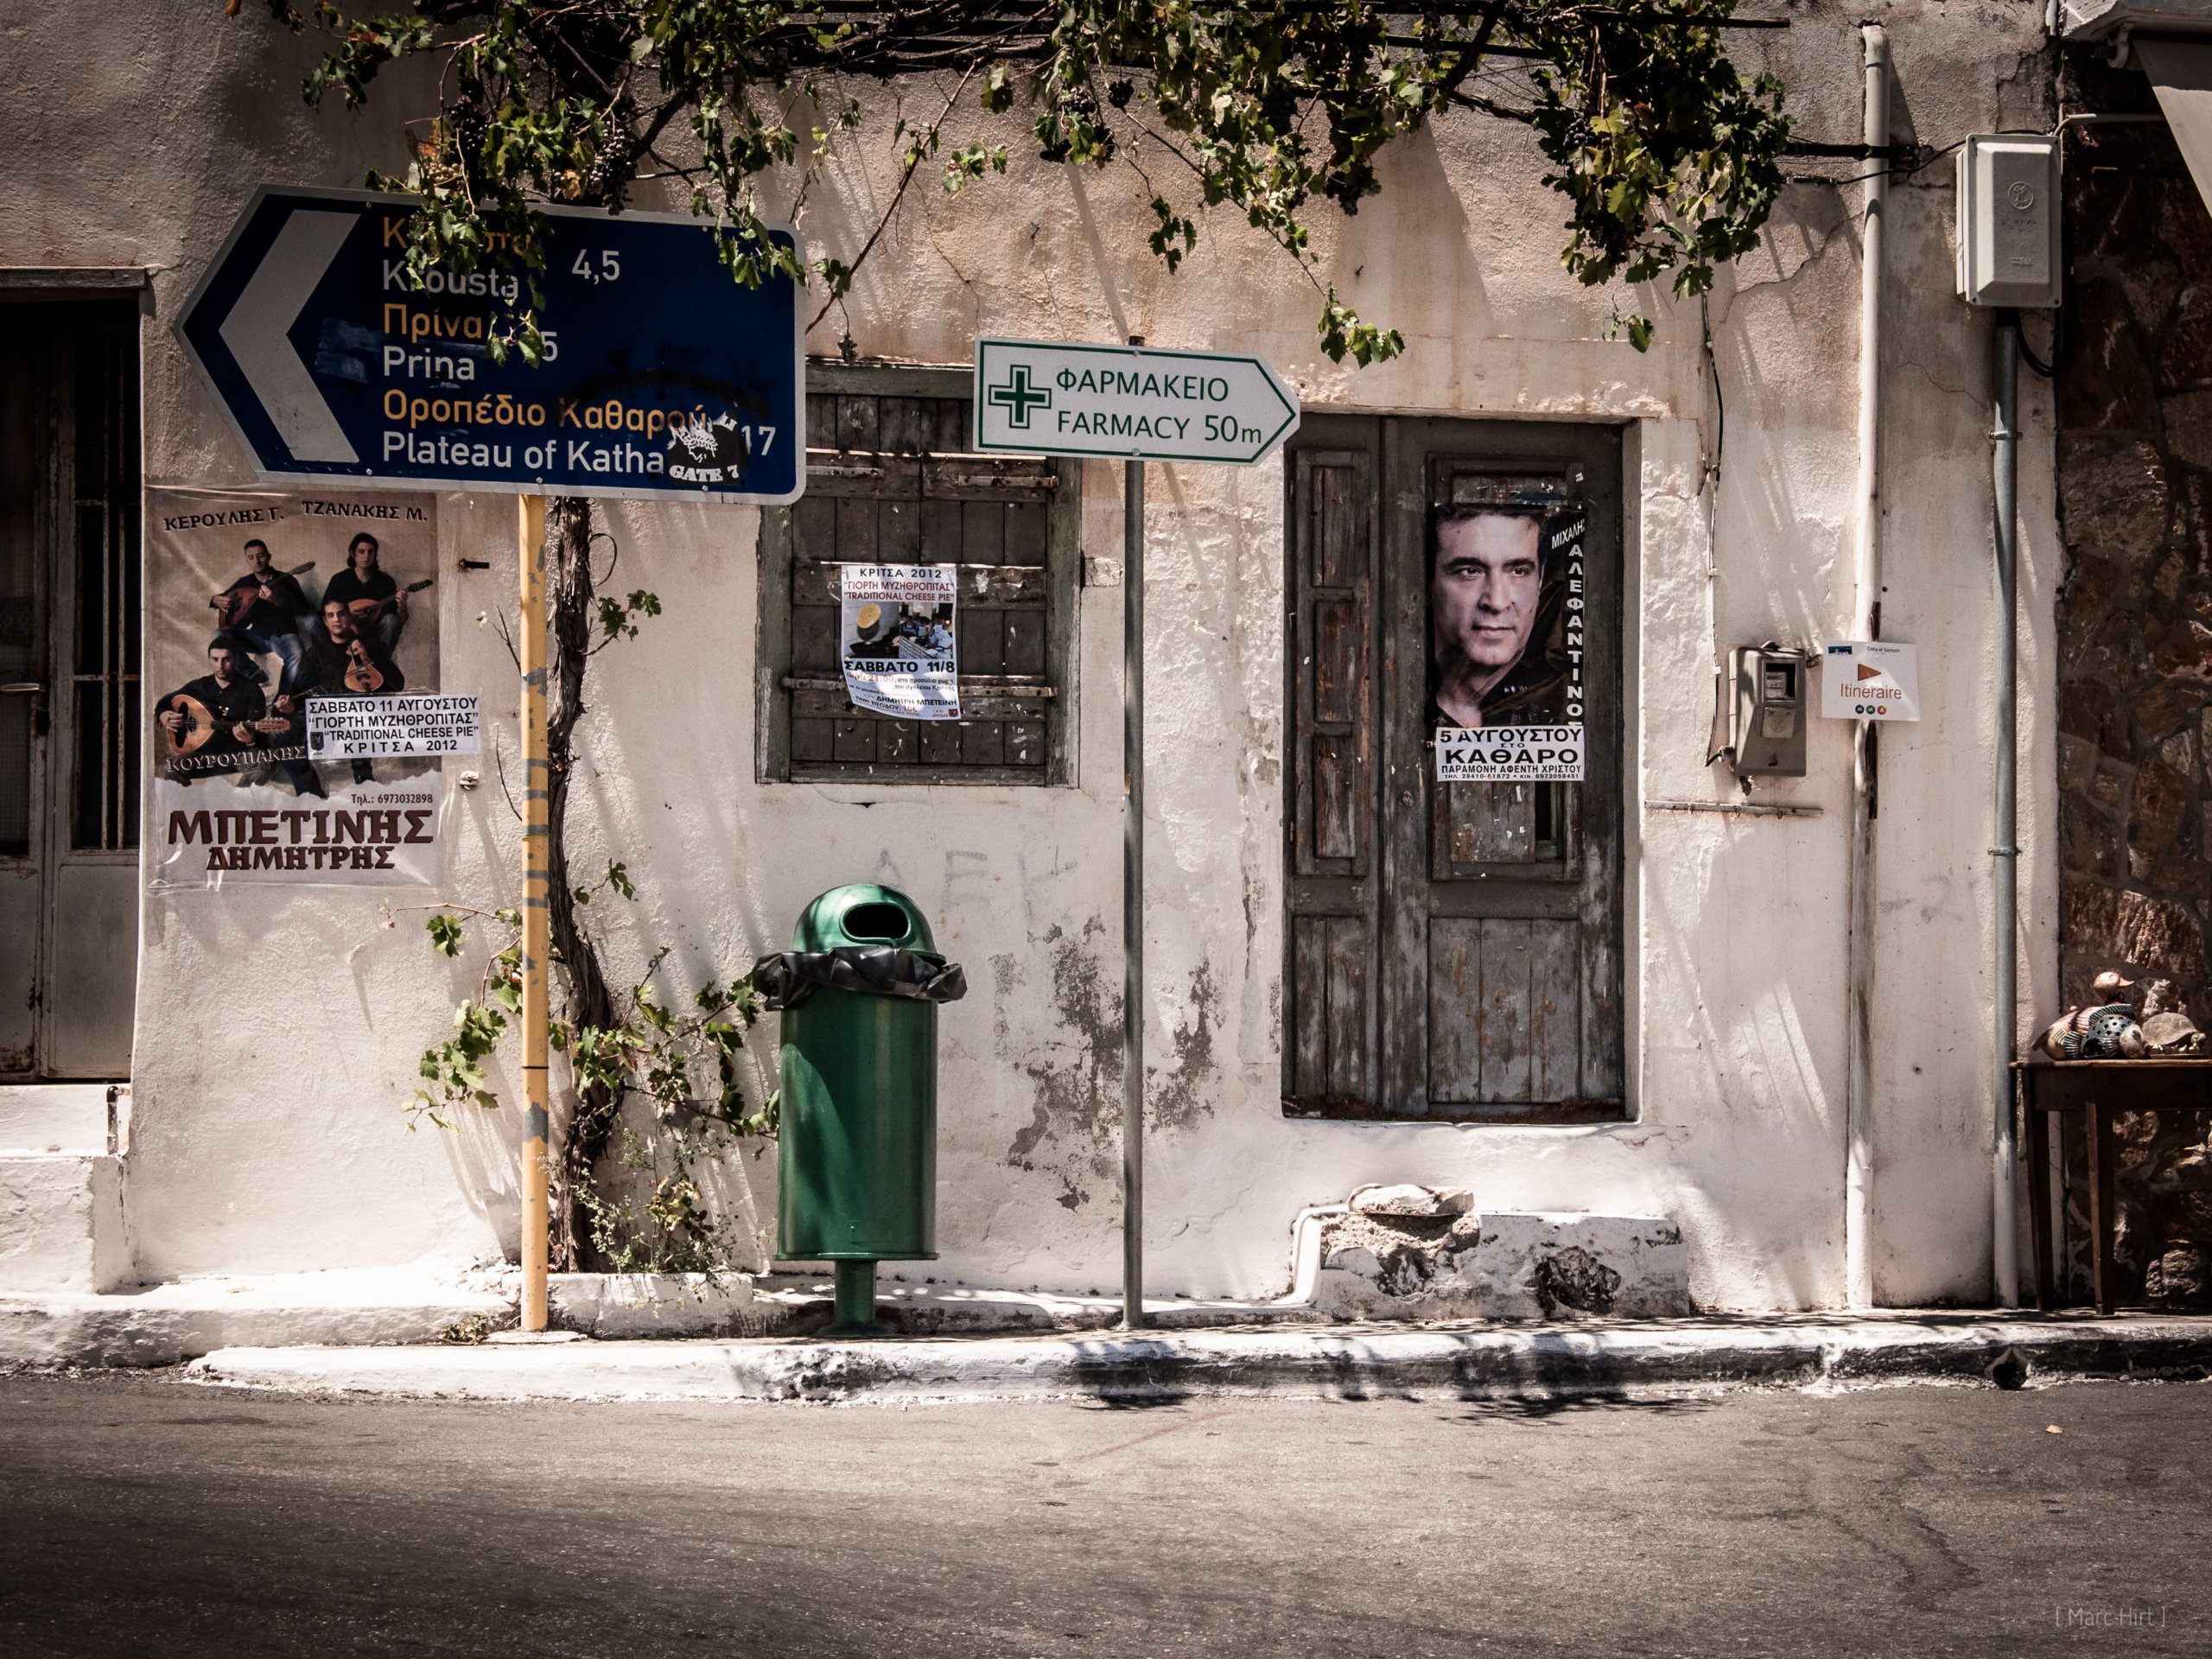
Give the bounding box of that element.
[242,1,1792,360]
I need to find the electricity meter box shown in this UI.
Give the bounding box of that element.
[1726,645,1808,778]
[1955,134,2061,308]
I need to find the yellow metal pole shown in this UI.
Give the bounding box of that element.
[518,495,550,1332]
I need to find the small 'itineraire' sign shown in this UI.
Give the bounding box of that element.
[1820,639,1921,721]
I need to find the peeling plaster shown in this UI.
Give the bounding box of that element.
[995,922,1122,1198]
[1151,963,1223,1133]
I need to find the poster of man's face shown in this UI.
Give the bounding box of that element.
[1427,507,1572,729]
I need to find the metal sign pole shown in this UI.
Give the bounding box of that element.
[968,328,1301,1333]
[518,495,550,1332]
[1122,336,1147,1332]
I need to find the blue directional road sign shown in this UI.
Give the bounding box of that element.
[176,186,804,504]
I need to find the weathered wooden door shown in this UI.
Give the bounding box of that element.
[1282,414,1623,1122]
[0,297,141,1079]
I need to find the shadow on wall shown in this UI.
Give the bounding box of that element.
[1335,124,1487,365]
[438,1099,521,1262]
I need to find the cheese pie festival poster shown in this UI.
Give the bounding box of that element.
[147,486,446,888]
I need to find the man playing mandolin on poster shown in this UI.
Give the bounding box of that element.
[208,537,314,690]
[287,595,404,700]
[321,532,410,656]
[276,597,404,785]
[156,633,289,782]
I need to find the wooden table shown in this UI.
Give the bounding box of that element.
[2014,1057,2212,1314]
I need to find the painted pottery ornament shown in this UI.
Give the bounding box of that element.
[2036,1013,2073,1061]
[2089,1005,2149,1058]
[2139,977,2188,1019]
[2143,1011,2209,1054]
[2092,970,2138,1005]
[2038,1002,2149,1060]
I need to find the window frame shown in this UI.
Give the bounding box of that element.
[754,359,1082,787]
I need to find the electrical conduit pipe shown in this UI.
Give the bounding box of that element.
[1991,319,2022,1308]
[1845,23,1888,1311]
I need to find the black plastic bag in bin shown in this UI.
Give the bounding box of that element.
[751,945,968,1011]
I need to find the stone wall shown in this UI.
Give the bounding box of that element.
[2055,49,2212,1306]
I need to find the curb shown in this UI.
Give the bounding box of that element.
[0,1274,512,1370]
[0,1281,1330,1369]
[184,1315,2212,1404]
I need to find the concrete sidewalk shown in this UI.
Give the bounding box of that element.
[0,1270,1327,1369]
[0,1269,512,1370]
[185,1312,2212,1404]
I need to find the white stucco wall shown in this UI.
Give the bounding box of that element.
[0,0,2060,1306]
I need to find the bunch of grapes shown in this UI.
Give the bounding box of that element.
[448,98,488,168]
[582,115,635,208]
[1040,81,1111,164]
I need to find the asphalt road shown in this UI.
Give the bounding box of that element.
[1,1370,2206,1657]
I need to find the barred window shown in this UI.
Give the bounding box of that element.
[756,362,1080,785]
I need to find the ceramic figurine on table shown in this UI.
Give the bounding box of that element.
[2142,1012,2209,1054]
[2039,1001,2148,1060]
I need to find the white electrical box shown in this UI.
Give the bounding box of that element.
[1956,134,2061,308]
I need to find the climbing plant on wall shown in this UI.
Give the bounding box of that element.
[245,0,1792,361]
[406,883,777,1272]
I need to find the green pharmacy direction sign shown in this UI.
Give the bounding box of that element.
[971,338,1300,465]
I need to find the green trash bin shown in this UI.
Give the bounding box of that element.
[753,884,966,1336]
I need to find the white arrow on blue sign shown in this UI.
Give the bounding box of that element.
[972,338,1300,465]
[175,186,805,504]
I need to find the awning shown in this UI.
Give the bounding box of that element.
[2136,36,2212,214]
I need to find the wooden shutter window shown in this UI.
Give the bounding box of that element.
[1284,435,1381,1113]
[757,363,1080,785]
[1294,448,1372,879]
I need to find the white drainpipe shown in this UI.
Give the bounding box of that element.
[1846,23,1889,1311]
[1991,318,2022,1309]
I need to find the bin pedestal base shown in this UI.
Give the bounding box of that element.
[824,1259,882,1337]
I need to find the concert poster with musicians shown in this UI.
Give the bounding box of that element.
[147,486,447,888]
[1429,503,1588,784]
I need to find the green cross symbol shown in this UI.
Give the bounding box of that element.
[988,364,1052,429]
